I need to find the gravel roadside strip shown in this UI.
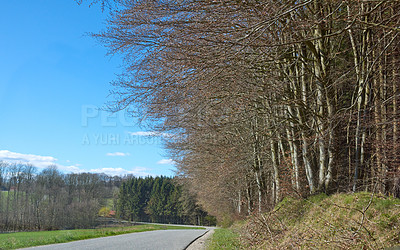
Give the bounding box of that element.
[186,229,215,250]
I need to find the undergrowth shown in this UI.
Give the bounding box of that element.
[237,192,400,249]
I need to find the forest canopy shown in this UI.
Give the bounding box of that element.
[85,0,400,220]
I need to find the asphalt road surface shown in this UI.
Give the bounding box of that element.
[25,229,208,250]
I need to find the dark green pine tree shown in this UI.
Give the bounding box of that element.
[116,182,129,220]
[146,177,163,222]
[128,178,141,221]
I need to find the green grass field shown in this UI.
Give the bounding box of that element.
[0,224,205,249]
[207,228,242,249]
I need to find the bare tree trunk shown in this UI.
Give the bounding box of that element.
[348,4,370,192]
[374,57,382,191]
[254,170,263,213]
[298,45,315,193]
[287,73,300,192]
[270,138,280,204]
[313,3,328,191]
[380,49,388,193]
[392,40,399,196]
[325,94,335,190]
[237,189,241,215]
[252,108,264,213]
[286,119,300,192]
[246,179,252,215]
[292,135,300,192]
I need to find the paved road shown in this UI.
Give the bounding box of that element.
[25,229,208,250]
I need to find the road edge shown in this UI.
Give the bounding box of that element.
[185,229,215,250]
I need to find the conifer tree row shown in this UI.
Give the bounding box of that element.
[116,176,215,225]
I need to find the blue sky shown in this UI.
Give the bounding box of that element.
[0,1,175,176]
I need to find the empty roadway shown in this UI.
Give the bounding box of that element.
[24,229,208,250]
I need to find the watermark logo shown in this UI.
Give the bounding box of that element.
[80,105,166,146]
[81,105,135,127]
[81,133,163,145]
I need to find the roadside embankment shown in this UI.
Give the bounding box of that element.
[209,192,400,249]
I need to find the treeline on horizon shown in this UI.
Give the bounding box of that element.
[117,176,216,225]
[0,162,212,232]
[0,162,120,231]
[90,0,400,221]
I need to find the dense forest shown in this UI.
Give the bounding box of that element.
[117,176,216,225]
[88,0,400,221]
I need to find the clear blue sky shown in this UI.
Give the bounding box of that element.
[0,0,175,176]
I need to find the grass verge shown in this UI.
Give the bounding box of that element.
[0,224,205,249]
[207,228,242,249]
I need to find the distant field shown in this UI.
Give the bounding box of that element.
[0,224,205,249]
